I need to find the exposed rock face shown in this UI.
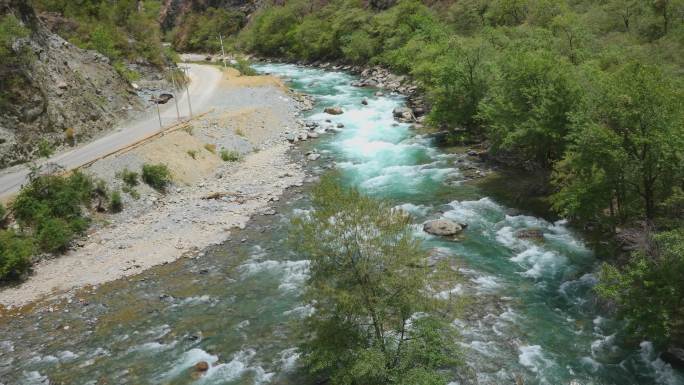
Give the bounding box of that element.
[0,1,141,168]
[423,219,464,236]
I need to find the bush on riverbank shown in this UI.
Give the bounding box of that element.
[142,163,171,192]
[597,230,684,345]
[12,171,94,254]
[0,230,33,281]
[291,175,463,384]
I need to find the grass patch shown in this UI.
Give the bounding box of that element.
[220,149,240,162]
[187,150,198,159]
[234,128,246,137]
[116,168,139,187]
[204,143,216,154]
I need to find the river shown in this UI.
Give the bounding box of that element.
[0,64,682,385]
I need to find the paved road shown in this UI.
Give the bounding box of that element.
[0,64,222,199]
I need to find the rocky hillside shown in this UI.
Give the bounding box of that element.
[0,0,141,168]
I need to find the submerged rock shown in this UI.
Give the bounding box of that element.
[423,219,463,236]
[324,106,344,115]
[194,361,209,372]
[516,228,544,241]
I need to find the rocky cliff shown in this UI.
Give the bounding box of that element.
[0,0,141,168]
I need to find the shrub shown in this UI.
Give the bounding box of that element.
[234,128,246,137]
[141,163,171,192]
[109,191,123,213]
[36,217,73,253]
[0,230,33,281]
[13,172,93,229]
[220,149,240,162]
[0,202,5,221]
[231,58,257,76]
[187,150,198,159]
[37,139,54,158]
[12,171,94,254]
[117,168,139,187]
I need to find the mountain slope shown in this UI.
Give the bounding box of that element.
[0,0,141,168]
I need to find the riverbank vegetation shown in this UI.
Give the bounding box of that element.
[291,175,463,384]
[240,0,684,347]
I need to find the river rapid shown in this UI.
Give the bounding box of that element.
[0,64,682,385]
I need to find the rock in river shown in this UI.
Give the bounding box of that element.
[195,361,209,372]
[324,106,344,115]
[423,219,464,236]
[516,228,544,241]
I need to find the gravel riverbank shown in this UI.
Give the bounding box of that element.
[0,67,317,309]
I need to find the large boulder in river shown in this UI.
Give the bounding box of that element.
[324,106,344,115]
[392,106,413,121]
[423,219,464,236]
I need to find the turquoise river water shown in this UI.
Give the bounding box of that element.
[0,64,682,385]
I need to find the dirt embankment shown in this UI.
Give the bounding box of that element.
[0,66,317,309]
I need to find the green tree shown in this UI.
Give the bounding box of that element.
[415,37,490,132]
[478,49,580,168]
[554,62,684,221]
[291,176,461,385]
[597,229,684,344]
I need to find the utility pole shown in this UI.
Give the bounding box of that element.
[218,34,227,68]
[169,67,181,121]
[182,66,193,117]
[155,99,162,128]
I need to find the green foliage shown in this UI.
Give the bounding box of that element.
[171,7,246,52]
[597,230,684,344]
[113,61,141,83]
[0,202,5,222]
[291,175,462,384]
[230,58,257,76]
[552,62,684,222]
[32,0,166,67]
[479,49,580,167]
[37,138,55,158]
[141,163,171,192]
[117,168,139,187]
[0,230,33,281]
[220,149,240,162]
[12,171,93,254]
[109,190,123,213]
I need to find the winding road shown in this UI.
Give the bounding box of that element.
[0,64,223,199]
